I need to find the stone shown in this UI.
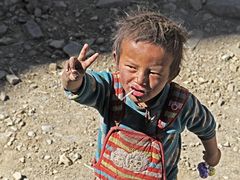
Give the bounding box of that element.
[24,20,44,39]
[221,54,232,61]
[95,37,105,45]
[96,0,133,8]
[0,91,9,101]
[223,141,231,147]
[217,97,225,106]
[41,124,54,134]
[0,24,8,35]
[48,63,57,72]
[27,131,36,138]
[34,8,42,17]
[0,70,6,80]
[206,0,240,19]
[6,74,21,85]
[12,172,22,180]
[49,39,65,49]
[90,16,98,21]
[0,37,14,45]
[46,139,53,145]
[188,0,202,11]
[63,41,82,57]
[19,157,26,163]
[58,153,73,166]
[43,155,51,160]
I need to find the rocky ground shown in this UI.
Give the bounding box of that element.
[0,0,240,180]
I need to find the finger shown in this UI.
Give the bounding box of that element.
[68,57,78,70]
[78,44,89,61]
[64,60,70,72]
[82,53,99,70]
[69,70,80,81]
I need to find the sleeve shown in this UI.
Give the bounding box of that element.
[64,70,112,116]
[180,94,216,140]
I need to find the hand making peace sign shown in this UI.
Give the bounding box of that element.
[61,44,99,92]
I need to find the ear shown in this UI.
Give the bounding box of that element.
[113,51,120,71]
[113,51,117,63]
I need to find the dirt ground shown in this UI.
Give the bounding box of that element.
[0,0,240,180]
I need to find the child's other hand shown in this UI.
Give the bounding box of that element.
[61,44,99,90]
[203,148,221,167]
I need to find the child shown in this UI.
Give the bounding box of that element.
[61,10,221,180]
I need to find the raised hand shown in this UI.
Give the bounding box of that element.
[61,44,99,91]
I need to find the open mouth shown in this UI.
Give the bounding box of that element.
[131,87,145,98]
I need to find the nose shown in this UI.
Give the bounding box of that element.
[137,71,148,86]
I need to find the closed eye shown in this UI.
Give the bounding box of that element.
[126,65,136,69]
[150,71,161,76]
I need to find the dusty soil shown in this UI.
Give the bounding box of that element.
[0,0,240,180]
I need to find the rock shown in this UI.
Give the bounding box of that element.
[53,1,67,8]
[233,146,238,152]
[19,157,26,163]
[43,155,51,160]
[4,0,21,6]
[0,24,8,36]
[6,74,21,85]
[34,8,42,17]
[63,41,95,58]
[96,0,133,8]
[41,124,54,134]
[69,152,82,162]
[49,39,65,49]
[58,153,73,166]
[0,114,7,120]
[27,131,36,138]
[0,37,14,45]
[12,172,22,180]
[227,84,235,92]
[95,37,105,45]
[206,0,240,19]
[217,97,225,106]
[188,0,202,11]
[29,83,38,89]
[90,16,98,21]
[63,41,82,57]
[0,91,8,101]
[163,3,177,11]
[0,70,7,80]
[48,63,57,72]
[46,139,53,145]
[223,141,231,147]
[221,53,233,61]
[24,20,44,39]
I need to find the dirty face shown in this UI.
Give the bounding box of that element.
[115,38,173,105]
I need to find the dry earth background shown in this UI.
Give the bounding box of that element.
[0,0,240,180]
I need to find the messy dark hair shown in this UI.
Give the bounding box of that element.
[112,10,188,80]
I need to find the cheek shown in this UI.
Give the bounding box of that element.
[119,69,135,85]
[149,77,167,90]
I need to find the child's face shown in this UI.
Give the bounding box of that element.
[116,38,173,105]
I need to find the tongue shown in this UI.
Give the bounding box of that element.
[132,90,144,97]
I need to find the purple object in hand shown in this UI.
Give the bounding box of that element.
[197,162,208,178]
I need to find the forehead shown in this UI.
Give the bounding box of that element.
[120,38,173,66]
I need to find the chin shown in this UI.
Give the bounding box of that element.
[130,95,147,103]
